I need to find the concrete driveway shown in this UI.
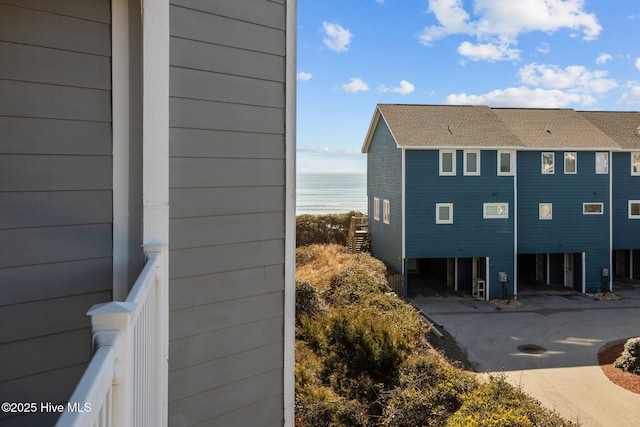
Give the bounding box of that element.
[410,284,640,427]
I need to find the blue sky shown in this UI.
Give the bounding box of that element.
[297,0,640,172]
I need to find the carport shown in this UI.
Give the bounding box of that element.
[518,252,584,292]
[407,257,488,299]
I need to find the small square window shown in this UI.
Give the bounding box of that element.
[373,197,380,221]
[629,200,640,219]
[439,150,456,176]
[436,203,453,224]
[583,203,603,215]
[542,152,554,174]
[539,203,552,220]
[498,151,515,176]
[464,150,480,176]
[483,203,509,219]
[383,199,390,224]
[596,152,608,174]
[632,152,640,175]
[564,152,577,174]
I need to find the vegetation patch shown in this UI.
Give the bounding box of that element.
[295,236,572,426]
[614,337,640,375]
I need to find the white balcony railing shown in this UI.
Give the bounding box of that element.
[57,243,168,427]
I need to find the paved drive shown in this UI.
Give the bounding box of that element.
[411,284,640,427]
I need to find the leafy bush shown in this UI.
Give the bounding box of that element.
[446,376,571,427]
[326,265,390,306]
[614,337,640,375]
[296,280,327,326]
[296,211,365,247]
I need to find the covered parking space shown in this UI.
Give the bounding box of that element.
[406,257,488,299]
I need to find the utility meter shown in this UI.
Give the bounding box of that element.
[602,268,609,277]
[498,272,508,283]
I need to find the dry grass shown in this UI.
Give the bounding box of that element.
[296,244,387,291]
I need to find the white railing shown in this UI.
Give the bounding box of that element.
[57,243,168,427]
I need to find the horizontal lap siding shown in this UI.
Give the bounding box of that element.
[612,152,640,249]
[0,2,112,424]
[169,1,286,425]
[367,118,403,272]
[405,150,515,298]
[517,151,610,291]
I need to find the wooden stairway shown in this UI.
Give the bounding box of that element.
[347,216,368,253]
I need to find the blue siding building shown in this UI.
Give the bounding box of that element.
[363,105,640,299]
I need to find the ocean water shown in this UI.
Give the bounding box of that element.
[297,172,367,215]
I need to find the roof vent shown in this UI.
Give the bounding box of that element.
[635,126,640,137]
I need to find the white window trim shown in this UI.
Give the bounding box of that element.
[383,199,390,224]
[439,149,456,176]
[483,202,509,219]
[629,200,640,219]
[463,150,480,176]
[595,152,609,174]
[632,152,640,176]
[436,203,453,224]
[497,150,515,176]
[539,203,552,220]
[373,197,380,221]
[542,152,554,174]
[564,152,577,174]
[583,202,603,215]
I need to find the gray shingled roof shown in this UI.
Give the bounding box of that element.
[579,111,640,150]
[364,104,640,152]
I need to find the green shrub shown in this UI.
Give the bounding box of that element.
[295,280,327,326]
[295,383,370,427]
[326,265,390,306]
[614,337,640,375]
[447,376,571,427]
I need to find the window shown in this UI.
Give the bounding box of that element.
[542,152,554,174]
[464,150,480,176]
[629,201,640,219]
[539,203,552,220]
[483,203,509,219]
[595,152,609,174]
[564,152,577,174]
[497,150,515,176]
[436,203,453,224]
[439,150,456,176]
[583,203,603,215]
[373,197,380,221]
[632,152,640,175]
[383,199,390,224]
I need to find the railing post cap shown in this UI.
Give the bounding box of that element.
[88,301,137,316]
[143,241,167,254]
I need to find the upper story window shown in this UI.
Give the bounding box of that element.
[629,201,640,219]
[542,152,554,174]
[483,202,509,219]
[564,152,577,174]
[497,150,515,176]
[583,203,603,215]
[373,197,380,221]
[463,150,480,176]
[595,152,609,174]
[439,150,456,176]
[632,152,640,175]
[539,203,552,220]
[383,199,390,224]
[436,203,453,224]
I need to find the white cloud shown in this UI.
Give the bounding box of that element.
[376,0,384,3]
[636,57,640,71]
[418,0,602,62]
[380,80,416,95]
[445,87,594,108]
[341,77,369,93]
[322,22,353,52]
[617,83,640,106]
[457,41,520,61]
[518,63,617,94]
[297,146,366,172]
[537,43,550,54]
[297,71,312,81]
[596,53,612,64]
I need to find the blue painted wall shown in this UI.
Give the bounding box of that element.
[517,151,610,292]
[612,152,640,250]
[404,150,515,298]
[367,117,403,272]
